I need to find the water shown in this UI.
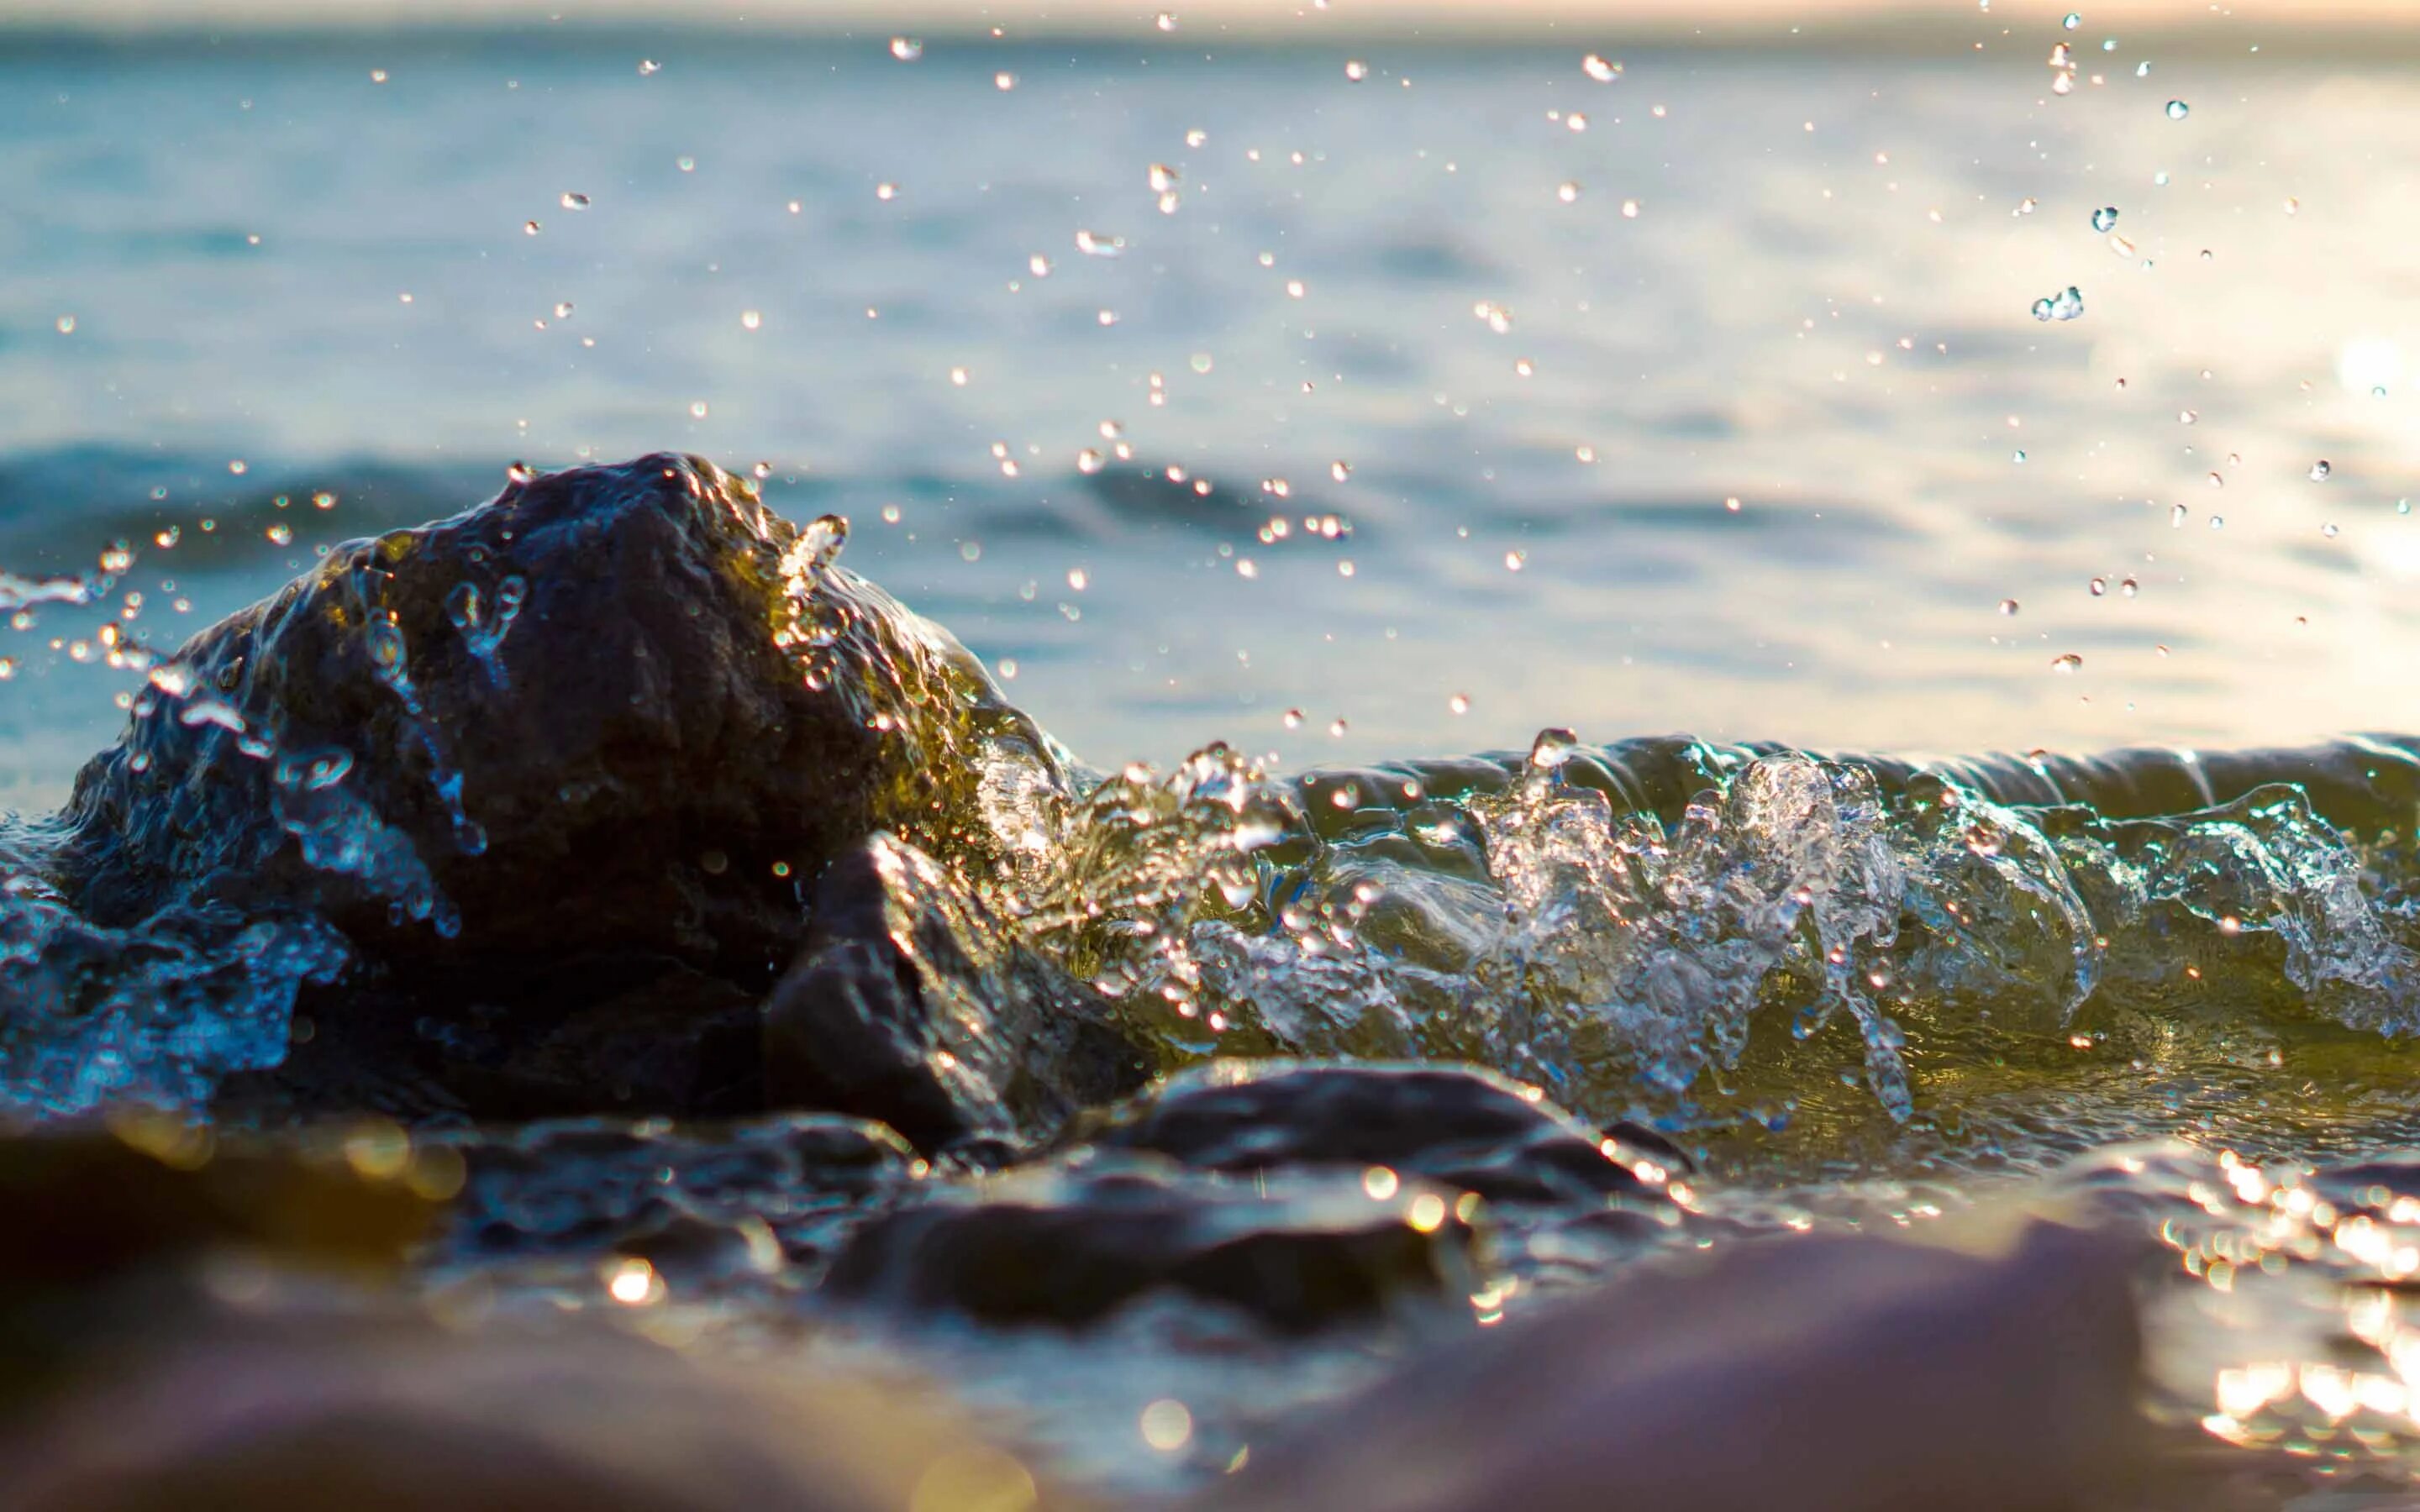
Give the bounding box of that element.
[5,33,2420,814]
[12,19,2420,1508]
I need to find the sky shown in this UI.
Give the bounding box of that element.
[3,0,2413,40]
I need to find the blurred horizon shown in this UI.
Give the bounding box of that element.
[4,0,2418,50]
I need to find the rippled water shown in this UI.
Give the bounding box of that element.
[10,19,2420,1509]
[7,31,2420,810]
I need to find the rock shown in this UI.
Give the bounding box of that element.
[1208,1218,2158,1512]
[765,834,1150,1153]
[1071,1060,1689,1206]
[436,1110,920,1274]
[0,1112,453,1415]
[55,453,1072,984]
[0,1310,1050,1512]
[822,1155,1486,1332]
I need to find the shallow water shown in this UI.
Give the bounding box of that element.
[10,18,2420,1509]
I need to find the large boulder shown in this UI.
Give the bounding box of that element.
[54,454,1071,986]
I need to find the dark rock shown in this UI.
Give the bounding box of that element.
[55,452,1071,985]
[2,1308,1024,1512]
[1074,1060,1688,1206]
[0,1114,450,1415]
[435,1111,921,1272]
[822,1155,1486,1332]
[765,834,1150,1153]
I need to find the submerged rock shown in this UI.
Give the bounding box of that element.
[765,835,1150,1153]
[823,1156,1486,1332]
[1074,1060,1687,1206]
[55,453,1071,982]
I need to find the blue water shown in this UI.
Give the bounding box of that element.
[2,32,2416,816]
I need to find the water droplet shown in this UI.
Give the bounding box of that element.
[1449,692,1470,715]
[313,491,337,510]
[2089,577,2107,596]
[740,309,762,331]
[949,365,970,386]
[1582,54,1621,82]
[994,71,1017,91]
[53,315,75,335]
[1514,358,1534,377]
[1286,279,1307,299]
[1620,198,1639,218]
[1149,163,1180,194]
[2015,197,2039,216]
[638,58,661,75]
[2030,285,2086,322]
[1140,1399,1193,1453]
[2063,11,2081,28]
[1999,597,2020,616]
[506,461,535,485]
[2050,653,2083,674]
[560,191,590,210]
[2207,471,2223,488]
[1328,717,1349,738]
[890,36,922,60]
[1189,352,1213,374]
[1155,11,1178,29]
[2091,206,2118,232]
[1077,449,1104,474]
[2209,515,2225,530]
[2310,459,2332,480]
[1344,60,1368,81]
[1282,708,1304,729]
[1067,568,1089,591]
[523,219,541,236]
[1528,727,1578,768]
[1074,229,1126,258]
[676,155,696,172]
[2012,449,2028,464]
[554,301,573,318]
[228,459,248,475]
[2051,71,2075,96]
[2166,99,2190,119]
[1330,460,1351,482]
[876,182,897,201]
[689,400,708,419]
[1566,113,1588,132]
[1504,550,1527,572]
[1556,181,1581,203]
[2323,522,2340,538]
[2170,502,2188,528]
[752,461,772,480]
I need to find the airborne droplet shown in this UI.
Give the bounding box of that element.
[2050,654,2083,674]
[2166,99,2190,119]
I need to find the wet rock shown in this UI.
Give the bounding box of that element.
[55,453,1071,984]
[1073,1060,1688,1206]
[0,1112,449,1290]
[823,1155,1486,1332]
[437,1111,920,1273]
[1211,1219,2156,1512]
[765,835,1150,1153]
[1,1310,1047,1512]
[0,1114,453,1414]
